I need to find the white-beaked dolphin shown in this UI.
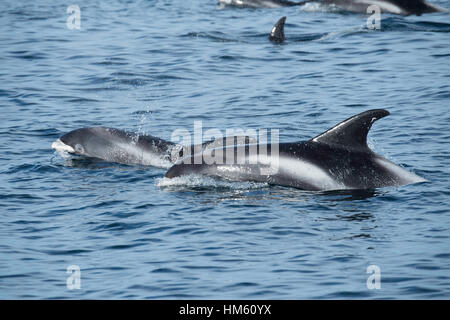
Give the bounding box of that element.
[165,109,426,191]
[218,0,445,15]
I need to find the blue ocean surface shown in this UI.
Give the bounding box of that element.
[0,0,450,299]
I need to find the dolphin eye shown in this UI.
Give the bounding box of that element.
[75,144,84,153]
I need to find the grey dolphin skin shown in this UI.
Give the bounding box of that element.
[165,109,426,191]
[219,0,444,15]
[269,16,286,43]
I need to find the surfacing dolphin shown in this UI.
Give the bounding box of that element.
[319,0,444,15]
[52,127,177,168]
[218,0,306,8]
[165,109,426,191]
[218,0,444,15]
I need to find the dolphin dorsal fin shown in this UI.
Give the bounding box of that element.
[311,109,390,151]
[269,16,286,43]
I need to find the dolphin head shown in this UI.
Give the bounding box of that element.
[52,127,109,157]
[52,128,90,156]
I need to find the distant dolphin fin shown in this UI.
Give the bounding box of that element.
[269,16,286,43]
[311,109,390,151]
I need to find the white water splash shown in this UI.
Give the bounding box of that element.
[133,105,153,144]
[156,174,268,190]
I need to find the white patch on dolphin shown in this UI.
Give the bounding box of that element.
[357,0,403,14]
[277,156,346,190]
[375,158,427,185]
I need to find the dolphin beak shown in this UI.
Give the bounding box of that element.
[52,139,75,154]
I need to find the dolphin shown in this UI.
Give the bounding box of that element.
[52,127,176,168]
[218,0,306,8]
[165,109,426,191]
[319,0,444,15]
[269,16,286,43]
[218,0,444,15]
[52,127,257,168]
